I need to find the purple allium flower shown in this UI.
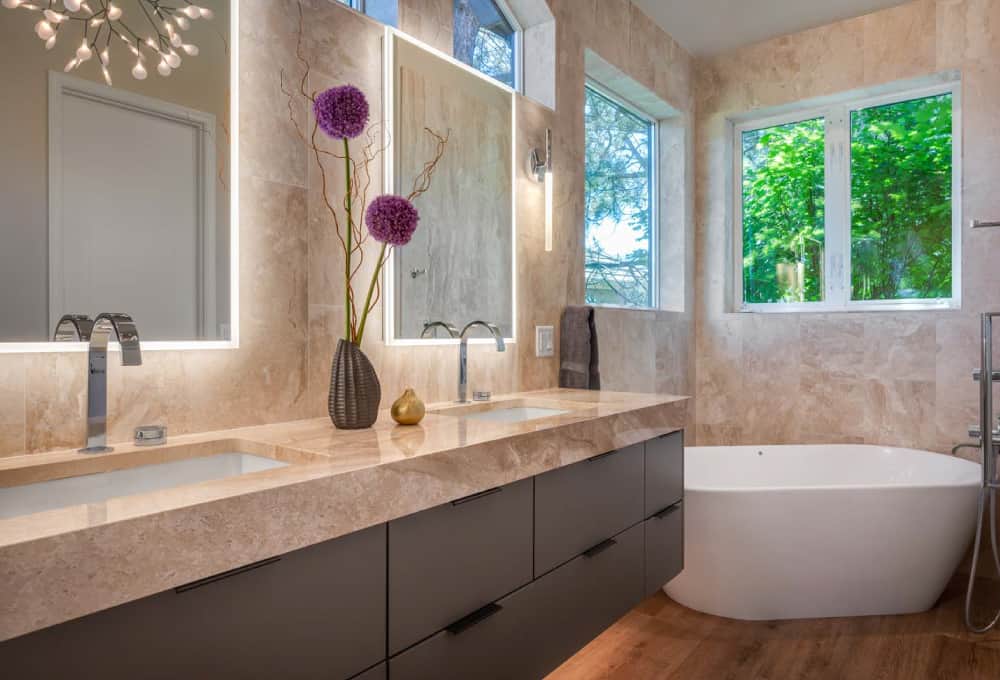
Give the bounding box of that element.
[314,85,369,139]
[366,195,419,246]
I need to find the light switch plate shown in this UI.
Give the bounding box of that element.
[535,325,555,358]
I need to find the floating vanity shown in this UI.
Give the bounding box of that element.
[0,389,687,679]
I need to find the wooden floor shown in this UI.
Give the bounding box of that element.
[549,577,1000,680]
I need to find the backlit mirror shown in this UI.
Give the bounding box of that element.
[0,0,235,347]
[384,30,515,343]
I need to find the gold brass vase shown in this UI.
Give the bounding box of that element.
[391,388,425,426]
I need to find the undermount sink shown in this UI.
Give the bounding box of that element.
[0,449,290,520]
[432,399,576,424]
[461,406,570,423]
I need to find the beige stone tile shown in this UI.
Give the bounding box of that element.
[626,3,659,93]
[24,352,88,453]
[862,313,937,383]
[799,315,867,379]
[862,0,936,85]
[239,21,309,189]
[0,355,25,457]
[106,350,188,446]
[398,0,453,55]
[591,0,631,70]
[963,0,1000,65]
[936,0,968,70]
[864,378,938,449]
[797,376,871,444]
[935,312,988,451]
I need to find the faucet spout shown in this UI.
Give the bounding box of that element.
[456,321,506,403]
[91,313,143,366]
[81,313,142,453]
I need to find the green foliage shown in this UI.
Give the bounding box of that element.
[584,87,654,308]
[742,93,953,305]
[851,94,952,300]
[742,118,826,303]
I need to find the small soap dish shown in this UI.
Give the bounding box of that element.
[134,425,167,447]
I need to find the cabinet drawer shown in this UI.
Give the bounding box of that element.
[0,524,387,680]
[388,478,533,654]
[534,443,644,575]
[645,431,684,517]
[390,523,644,680]
[645,502,684,595]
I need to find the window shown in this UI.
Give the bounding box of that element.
[736,80,959,311]
[584,83,657,309]
[337,0,398,26]
[453,0,519,89]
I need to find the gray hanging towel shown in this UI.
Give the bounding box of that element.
[559,305,601,390]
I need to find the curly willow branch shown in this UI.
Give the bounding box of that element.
[409,128,450,201]
[280,1,448,344]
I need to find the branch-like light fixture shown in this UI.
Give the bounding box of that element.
[2,0,213,86]
[530,128,553,252]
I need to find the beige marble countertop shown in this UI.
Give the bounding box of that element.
[0,388,688,641]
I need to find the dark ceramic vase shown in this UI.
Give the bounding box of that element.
[328,339,381,429]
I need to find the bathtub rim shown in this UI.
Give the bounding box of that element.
[683,443,982,494]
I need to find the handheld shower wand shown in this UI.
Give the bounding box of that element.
[964,312,1000,633]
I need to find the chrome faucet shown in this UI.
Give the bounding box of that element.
[52,314,94,342]
[81,313,142,453]
[456,321,505,404]
[421,321,460,339]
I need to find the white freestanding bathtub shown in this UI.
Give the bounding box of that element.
[664,444,981,620]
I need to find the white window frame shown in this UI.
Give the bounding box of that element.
[733,77,962,313]
[584,78,660,311]
[493,0,524,94]
[340,0,397,26]
[451,0,523,92]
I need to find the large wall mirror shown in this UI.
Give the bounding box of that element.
[0,0,236,349]
[384,30,515,343]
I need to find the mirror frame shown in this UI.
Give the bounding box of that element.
[0,1,240,354]
[381,27,518,347]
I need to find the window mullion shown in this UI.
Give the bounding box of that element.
[824,107,850,308]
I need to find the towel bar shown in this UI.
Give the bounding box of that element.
[971,219,1000,228]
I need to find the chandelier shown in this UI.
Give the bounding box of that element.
[1,0,214,85]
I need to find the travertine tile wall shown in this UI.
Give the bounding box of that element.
[0,0,696,456]
[694,0,1000,453]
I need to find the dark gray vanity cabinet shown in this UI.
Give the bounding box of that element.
[645,431,684,516]
[388,477,534,654]
[0,523,387,680]
[644,502,684,595]
[389,523,645,680]
[1,430,685,680]
[534,442,645,576]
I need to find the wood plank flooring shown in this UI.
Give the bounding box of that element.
[549,577,1000,680]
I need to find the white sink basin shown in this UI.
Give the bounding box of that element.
[0,452,287,519]
[460,406,570,424]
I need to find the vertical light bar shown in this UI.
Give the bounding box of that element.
[543,128,553,252]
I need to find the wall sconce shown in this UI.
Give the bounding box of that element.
[530,129,553,252]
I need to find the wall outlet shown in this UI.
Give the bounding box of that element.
[535,325,555,358]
